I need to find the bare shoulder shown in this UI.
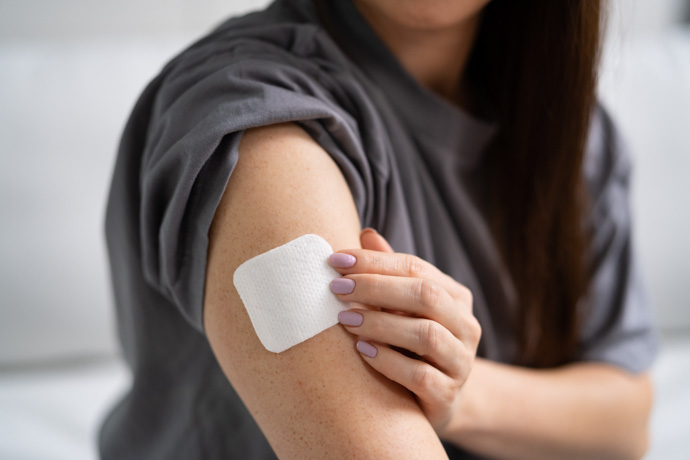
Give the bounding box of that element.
[203,122,447,459]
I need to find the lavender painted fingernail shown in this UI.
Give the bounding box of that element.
[330,278,355,294]
[338,310,363,327]
[356,340,377,358]
[329,253,356,268]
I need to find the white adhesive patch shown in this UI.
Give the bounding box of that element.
[233,233,351,353]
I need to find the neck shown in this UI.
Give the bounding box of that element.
[352,2,482,111]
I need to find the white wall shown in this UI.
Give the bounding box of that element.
[0,0,270,39]
[600,0,690,334]
[606,0,688,38]
[0,0,271,366]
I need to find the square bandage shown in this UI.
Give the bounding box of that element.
[233,233,351,353]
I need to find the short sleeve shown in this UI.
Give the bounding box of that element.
[134,28,385,334]
[574,104,660,374]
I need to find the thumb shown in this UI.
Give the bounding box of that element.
[360,227,395,253]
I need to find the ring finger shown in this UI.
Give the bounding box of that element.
[338,309,469,379]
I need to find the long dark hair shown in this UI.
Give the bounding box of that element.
[313,0,604,368]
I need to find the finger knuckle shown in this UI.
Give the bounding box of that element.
[417,278,441,311]
[404,255,426,278]
[367,252,386,273]
[459,341,474,364]
[417,320,442,356]
[440,383,456,406]
[468,316,482,345]
[368,274,384,297]
[454,345,473,383]
[461,285,474,306]
[411,364,433,392]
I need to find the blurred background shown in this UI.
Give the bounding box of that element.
[0,0,688,458]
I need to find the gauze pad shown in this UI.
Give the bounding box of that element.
[232,233,351,353]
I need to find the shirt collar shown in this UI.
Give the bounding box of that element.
[321,0,498,165]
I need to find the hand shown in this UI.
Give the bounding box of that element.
[328,228,481,436]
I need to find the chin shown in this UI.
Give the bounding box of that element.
[355,0,492,31]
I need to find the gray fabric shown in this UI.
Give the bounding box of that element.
[100,0,659,458]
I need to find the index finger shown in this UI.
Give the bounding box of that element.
[329,249,469,305]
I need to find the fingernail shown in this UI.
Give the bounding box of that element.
[329,253,356,268]
[330,278,355,294]
[356,340,377,358]
[361,227,378,235]
[338,310,363,326]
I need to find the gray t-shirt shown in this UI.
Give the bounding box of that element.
[101,0,659,458]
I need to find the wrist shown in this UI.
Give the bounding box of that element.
[440,358,493,444]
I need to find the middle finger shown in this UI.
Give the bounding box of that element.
[330,274,461,337]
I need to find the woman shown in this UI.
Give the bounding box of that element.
[101,0,658,458]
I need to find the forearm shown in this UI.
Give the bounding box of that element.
[440,357,653,460]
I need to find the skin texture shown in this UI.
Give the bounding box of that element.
[203,122,449,459]
[325,2,654,458]
[327,237,482,435]
[332,233,654,460]
[204,2,654,458]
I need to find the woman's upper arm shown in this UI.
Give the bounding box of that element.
[203,122,448,459]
